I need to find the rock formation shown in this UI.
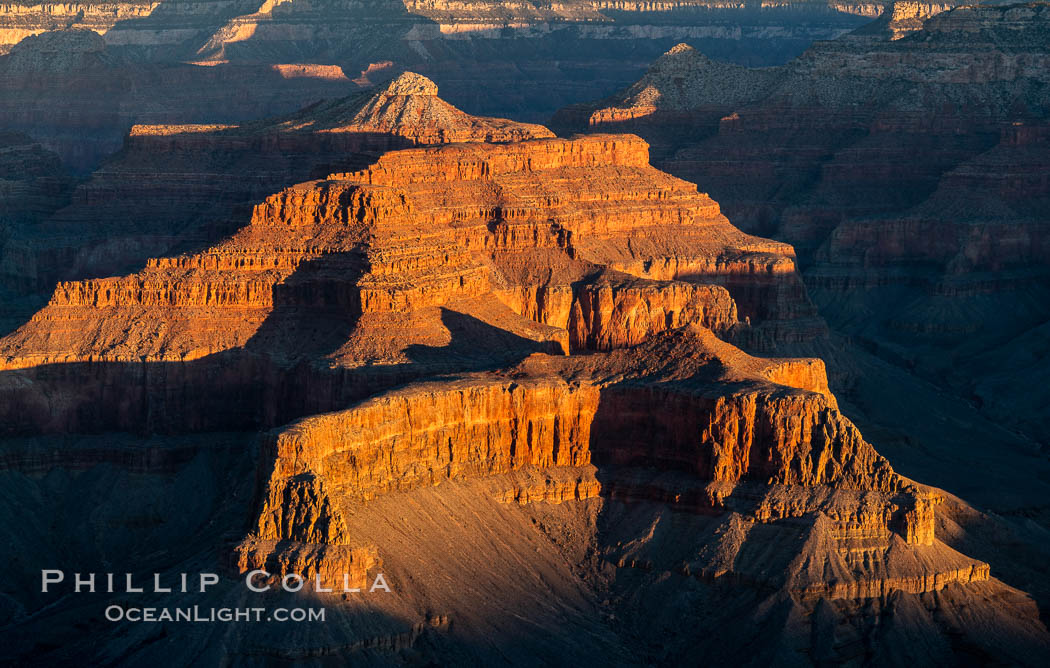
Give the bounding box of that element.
[851,0,962,38]
[0,130,70,226]
[241,327,946,581]
[0,1,890,58]
[1,108,1047,664]
[0,27,358,168]
[0,132,818,431]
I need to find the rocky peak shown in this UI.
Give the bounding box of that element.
[661,42,700,60]
[126,70,552,147]
[3,28,111,73]
[648,43,710,77]
[8,28,105,57]
[303,72,553,142]
[602,42,779,112]
[378,71,439,97]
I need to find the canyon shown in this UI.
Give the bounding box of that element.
[2,2,1050,664]
[554,2,1050,454]
[1,71,1048,664]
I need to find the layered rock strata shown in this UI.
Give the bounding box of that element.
[0,131,72,225]
[0,1,884,58]
[0,27,363,169]
[0,133,813,434]
[0,0,886,173]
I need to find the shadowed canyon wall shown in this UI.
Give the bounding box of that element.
[554,2,1050,448]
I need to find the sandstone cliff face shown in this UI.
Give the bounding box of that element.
[569,277,738,350]
[263,377,600,504]
[0,2,156,54]
[236,324,989,631]
[259,364,879,507]
[847,0,962,38]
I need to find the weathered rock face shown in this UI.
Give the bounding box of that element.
[555,3,1050,446]
[5,44,1050,662]
[9,141,965,620]
[569,277,738,350]
[0,0,884,60]
[0,1,156,52]
[233,324,1013,655]
[262,377,601,504]
[850,0,962,38]
[124,70,554,150]
[255,334,872,518]
[558,4,1050,225]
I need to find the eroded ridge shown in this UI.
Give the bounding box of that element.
[239,326,985,599]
